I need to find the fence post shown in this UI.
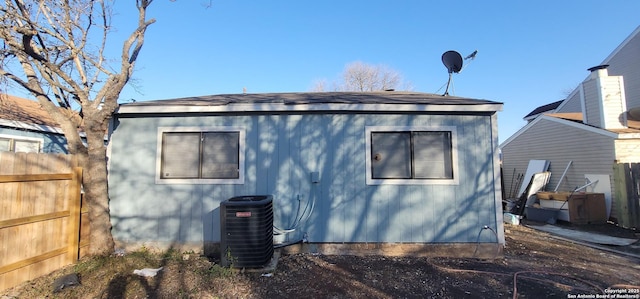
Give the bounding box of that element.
[66,167,82,263]
[630,163,640,228]
[613,163,640,228]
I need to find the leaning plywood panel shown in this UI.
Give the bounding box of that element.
[517,160,549,199]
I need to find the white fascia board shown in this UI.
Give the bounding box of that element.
[117,103,503,114]
[0,118,64,135]
[500,115,617,149]
[545,115,616,138]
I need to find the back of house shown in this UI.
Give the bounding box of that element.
[107,91,505,257]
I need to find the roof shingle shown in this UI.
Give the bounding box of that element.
[0,94,59,128]
[524,100,563,119]
[117,91,503,114]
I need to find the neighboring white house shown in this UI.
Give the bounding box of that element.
[500,26,640,228]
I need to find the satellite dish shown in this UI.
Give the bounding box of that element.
[441,50,463,96]
[442,50,463,74]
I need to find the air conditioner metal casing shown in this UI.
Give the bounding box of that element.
[220,195,273,268]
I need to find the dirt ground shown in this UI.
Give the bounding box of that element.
[2,222,639,299]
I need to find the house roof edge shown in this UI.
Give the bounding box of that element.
[500,115,618,149]
[116,92,503,115]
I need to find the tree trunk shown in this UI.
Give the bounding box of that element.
[0,0,155,256]
[84,121,115,256]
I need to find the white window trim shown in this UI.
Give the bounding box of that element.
[0,134,43,153]
[365,126,459,185]
[155,126,245,185]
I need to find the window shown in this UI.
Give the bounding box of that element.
[0,135,42,153]
[365,126,458,185]
[156,127,245,184]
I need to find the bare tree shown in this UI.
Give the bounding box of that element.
[0,0,155,255]
[312,61,411,92]
[309,79,328,92]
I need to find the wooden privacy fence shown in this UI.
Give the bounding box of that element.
[0,152,87,292]
[614,162,640,229]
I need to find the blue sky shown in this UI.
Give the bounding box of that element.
[13,1,640,142]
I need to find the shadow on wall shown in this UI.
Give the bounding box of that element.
[203,207,220,257]
[43,134,69,153]
[107,112,501,255]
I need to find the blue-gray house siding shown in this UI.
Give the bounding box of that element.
[0,126,69,153]
[107,92,504,251]
[1,94,71,154]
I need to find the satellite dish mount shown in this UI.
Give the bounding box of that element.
[441,50,463,96]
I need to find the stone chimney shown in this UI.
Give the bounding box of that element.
[581,65,627,129]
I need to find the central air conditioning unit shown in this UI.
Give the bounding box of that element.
[220,195,274,268]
